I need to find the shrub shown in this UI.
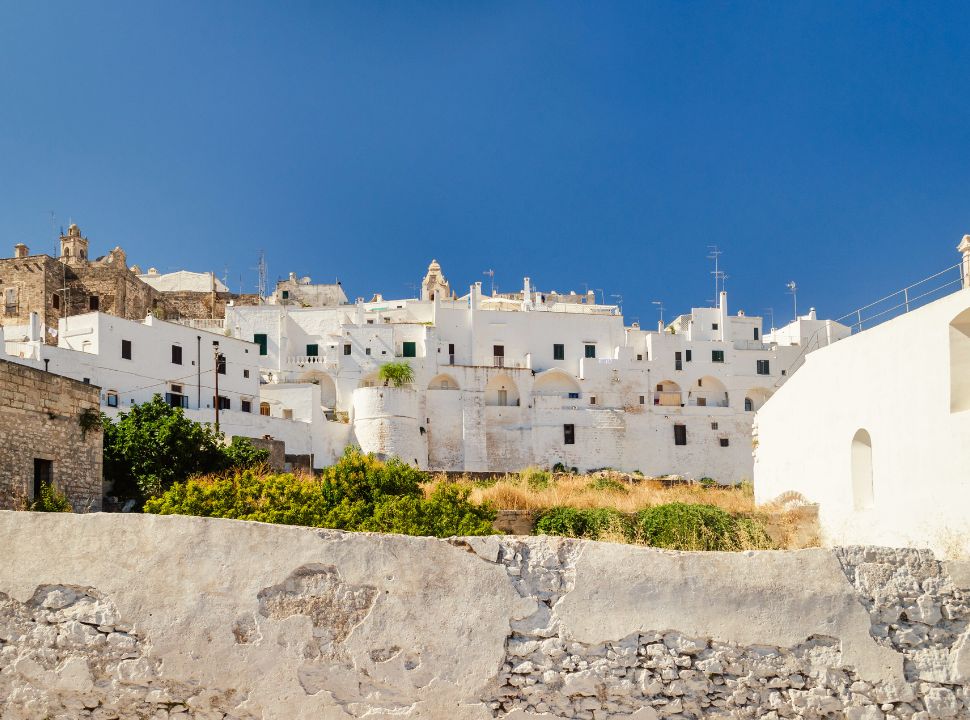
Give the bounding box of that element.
[144,447,496,538]
[378,361,414,388]
[103,395,273,504]
[27,482,73,513]
[587,476,629,494]
[698,477,718,489]
[535,506,631,540]
[634,503,773,551]
[520,466,551,491]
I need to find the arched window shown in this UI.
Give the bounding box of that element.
[744,398,753,412]
[259,402,271,416]
[851,429,874,510]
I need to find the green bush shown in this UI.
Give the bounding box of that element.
[535,506,631,540]
[698,477,718,489]
[102,395,272,504]
[27,482,73,513]
[520,466,552,491]
[587,476,629,494]
[144,447,496,538]
[634,503,773,551]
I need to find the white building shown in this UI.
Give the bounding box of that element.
[2,311,327,464]
[224,261,849,481]
[755,240,970,557]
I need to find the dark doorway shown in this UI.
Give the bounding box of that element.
[33,458,53,499]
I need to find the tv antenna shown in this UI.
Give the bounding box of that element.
[786,281,798,321]
[483,269,495,296]
[611,293,623,312]
[652,300,665,327]
[256,252,269,301]
[763,307,775,332]
[708,245,726,303]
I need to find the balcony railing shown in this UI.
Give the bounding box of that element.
[493,355,505,367]
[287,355,338,370]
[175,318,226,331]
[448,354,455,365]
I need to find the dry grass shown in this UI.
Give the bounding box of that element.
[422,469,819,550]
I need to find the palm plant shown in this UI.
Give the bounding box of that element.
[378,361,415,388]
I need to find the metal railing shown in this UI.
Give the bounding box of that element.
[836,263,964,333]
[493,355,505,367]
[175,318,226,330]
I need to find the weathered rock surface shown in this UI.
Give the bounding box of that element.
[0,512,968,719]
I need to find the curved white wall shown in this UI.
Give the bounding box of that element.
[352,386,426,467]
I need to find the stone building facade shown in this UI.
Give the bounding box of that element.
[0,223,260,344]
[0,358,103,511]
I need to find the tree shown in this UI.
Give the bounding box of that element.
[378,361,414,388]
[102,394,269,503]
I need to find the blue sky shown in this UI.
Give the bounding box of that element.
[1,1,968,327]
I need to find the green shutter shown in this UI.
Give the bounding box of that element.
[306,344,319,357]
[253,333,268,356]
[403,341,416,358]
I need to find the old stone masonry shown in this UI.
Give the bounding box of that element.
[0,512,968,720]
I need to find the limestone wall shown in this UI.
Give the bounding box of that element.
[0,512,968,720]
[0,361,102,511]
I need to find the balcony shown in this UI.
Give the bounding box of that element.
[287,355,339,370]
[176,318,225,331]
[493,355,505,367]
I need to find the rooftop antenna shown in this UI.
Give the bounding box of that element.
[50,211,57,256]
[786,281,798,321]
[764,307,775,332]
[611,293,623,313]
[652,300,665,326]
[405,282,418,298]
[595,288,605,305]
[256,251,267,301]
[708,245,726,304]
[483,269,495,296]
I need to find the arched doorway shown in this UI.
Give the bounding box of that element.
[485,374,519,407]
[689,376,728,407]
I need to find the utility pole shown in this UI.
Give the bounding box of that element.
[213,340,223,433]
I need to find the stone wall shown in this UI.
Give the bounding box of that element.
[1,514,967,719]
[0,362,103,511]
[0,512,970,720]
[0,255,65,337]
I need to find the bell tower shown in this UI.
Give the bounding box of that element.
[60,223,89,265]
[421,259,451,301]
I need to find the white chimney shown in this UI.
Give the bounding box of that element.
[959,235,970,289]
[13,243,28,259]
[719,291,728,341]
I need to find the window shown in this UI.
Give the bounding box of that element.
[403,341,416,358]
[697,397,707,407]
[553,343,565,360]
[563,424,575,445]
[712,323,719,331]
[639,395,645,405]
[685,349,692,362]
[171,345,183,365]
[89,296,99,311]
[253,333,268,356]
[217,355,226,374]
[259,402,271,416]
[584,344,596,359]
[568,392,579,399]
[243,369,250,378]
[365,348,371,355]
[636,354,643,361]
[307,344,319,357]
[711,422,718,430]
[744,398,753,412]
[3,287,17,316]
[675,351,682,371]
[493,345,504,367]
[281,290,289,300]
[448,343,455,364]
[241,399,252,413]
[165,392,188,409]
[590,396,596,405]
[673,424,687,446]
[282,409,293,420]
[82,378,90,384]
[712,350,725,363]
[106,392,119,407]
[757,359,770,375]
[52,293,60,310]
[343,343,351,356]
[720,438,730,447]
[754,327,760,340]
[781,369,787,376]
[213,396,230,410]
[121,340,132,360]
